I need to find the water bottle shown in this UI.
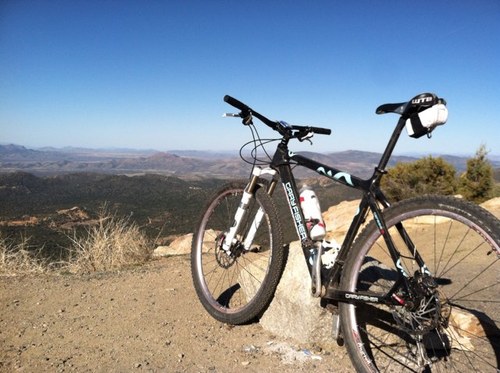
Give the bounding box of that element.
[299,185,326,241]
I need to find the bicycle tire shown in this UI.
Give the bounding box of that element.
[191,181,286,325]
[339,195,500,372]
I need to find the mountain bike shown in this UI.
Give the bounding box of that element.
[191,93,500,372]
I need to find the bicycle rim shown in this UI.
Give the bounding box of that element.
[191,183,283,324]
[341,196,500,372]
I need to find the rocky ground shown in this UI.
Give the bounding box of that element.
[0,255,354,373]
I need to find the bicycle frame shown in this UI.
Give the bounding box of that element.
[263,116,429,304]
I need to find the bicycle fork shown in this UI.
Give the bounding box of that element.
[222,167,278,253]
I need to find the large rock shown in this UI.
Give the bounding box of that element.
[259,241,333,345]
[154,230,218,257]
[323,199,362,242]
[154,233,193,256]
[253,199,361,345]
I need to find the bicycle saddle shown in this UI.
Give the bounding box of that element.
[376,93,445,116]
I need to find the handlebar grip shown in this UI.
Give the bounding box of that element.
[311,126,331,135]
[224,95,250,112]
[292,125,332,136]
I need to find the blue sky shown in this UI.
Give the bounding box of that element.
[1,0,499,155]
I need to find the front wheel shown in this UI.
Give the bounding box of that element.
[191,182,286,325]
[340,195,500,372]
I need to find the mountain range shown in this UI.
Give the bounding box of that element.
[2,144,497,179]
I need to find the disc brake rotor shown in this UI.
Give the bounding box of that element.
[214,233,244,269]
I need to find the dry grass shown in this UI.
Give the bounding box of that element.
[0,235,50,276]
[1,206,153,276]
[65,206,153,274]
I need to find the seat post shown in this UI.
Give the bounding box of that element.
[376,117,407,173]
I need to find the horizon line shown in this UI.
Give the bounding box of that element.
[2,142,500,159]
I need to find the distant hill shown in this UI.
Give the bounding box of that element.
[0,144,60,161]
[2,144,498,178]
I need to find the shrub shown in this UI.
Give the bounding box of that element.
[381,156,457,201]
[459,144,494,203]
[66,206,152,273]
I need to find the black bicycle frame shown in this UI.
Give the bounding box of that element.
[268,116,427,304]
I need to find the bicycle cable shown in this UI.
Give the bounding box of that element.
[239,120,301,181]
[239,122,278,166]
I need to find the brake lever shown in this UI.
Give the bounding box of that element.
[223,111,253,125]
[298,131,314,144]
[242,110,253,125]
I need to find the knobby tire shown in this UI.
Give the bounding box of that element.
[191,182,286,325]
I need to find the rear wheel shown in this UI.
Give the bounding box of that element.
[340,195,500,372]
[191,182,286,325]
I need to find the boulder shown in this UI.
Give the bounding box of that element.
[154,230,218,257]
[255,199,363,346]
[259,241,333,345]
[154,233,193,257]
[323,199,362,242]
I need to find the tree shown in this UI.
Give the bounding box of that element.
[459,144,494,203]
[381,156,457,201]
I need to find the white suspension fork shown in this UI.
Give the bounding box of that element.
[243,206,265,250]
[222,167,277,252]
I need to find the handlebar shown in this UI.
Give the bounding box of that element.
[224,95,278,129]
[223,95,332,138]
[224,95,250,112]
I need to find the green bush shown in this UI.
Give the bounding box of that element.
[459,145,494,203]
[381,156,457,201]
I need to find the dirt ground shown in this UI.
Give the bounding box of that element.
[0,255,354,373]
